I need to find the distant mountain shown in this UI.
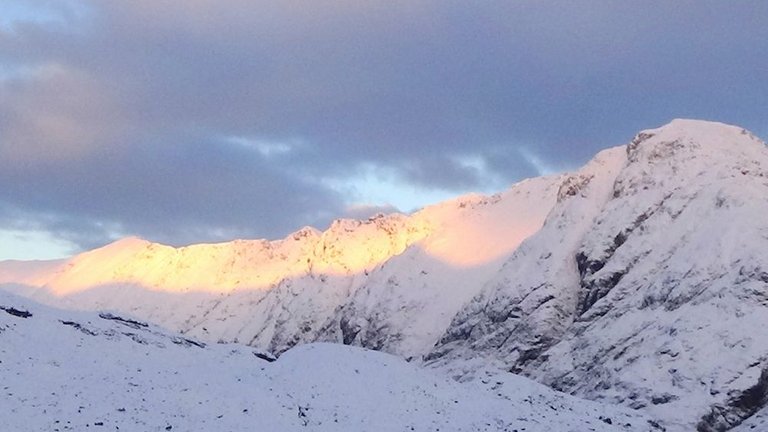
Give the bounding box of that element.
[0,167,564,358]
[0,291,647,431]
[3,119,768,430]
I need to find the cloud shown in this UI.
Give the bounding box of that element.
[0,133,345,249]
[0,0,767,253]
[342,204,402,222]
[0,64,124,163]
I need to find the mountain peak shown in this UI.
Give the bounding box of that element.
[649,118,748,136]
[101,236,152,250]
[628,119,763,158]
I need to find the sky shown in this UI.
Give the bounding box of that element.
[1,0,766,260]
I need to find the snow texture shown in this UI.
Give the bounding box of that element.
[0,291,648,431]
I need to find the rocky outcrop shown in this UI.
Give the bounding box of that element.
[697,368,768,432]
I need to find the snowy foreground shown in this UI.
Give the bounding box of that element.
[0,291,649,432]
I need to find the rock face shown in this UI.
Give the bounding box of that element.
[3,119,768,430]
[429,145,626,369]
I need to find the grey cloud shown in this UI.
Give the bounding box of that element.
[342,204,402,222]
[0,65,125,163]
[0,132,344,248]
[1,0,767,250]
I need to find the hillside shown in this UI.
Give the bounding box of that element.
[0,291,648,431]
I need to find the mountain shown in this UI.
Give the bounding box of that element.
[431,119,768,431]
[3,119,768,430]
[0,170,564,358]
[0,291,648,431]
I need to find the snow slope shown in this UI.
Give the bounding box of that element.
[0,291,650,432]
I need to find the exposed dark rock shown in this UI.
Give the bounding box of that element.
[576,252,605,279]
[509,346,546,374]
[171,336,206,348]
[488,304,522,324]
[253,351,277,362]
[737,266,768,284]
[613,231,628,250]
[434,322,473,347]
[575,202,662,316]
[339,316,361,345]
[99,312,148,329]
[60,320,98,336]
[297,405,309,426]
[1,306,32,318]
[627,132,656,158]
[578,269,627,315]
[348,316,397,352]
[121,332,148,345]
[557,174,594,202]
[651,393,678,405]
[422,348,448,363]
[696,368,768,432]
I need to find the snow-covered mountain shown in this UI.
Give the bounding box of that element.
[0,170,563,357]
[0,291,648,431]
[3,119,768,430]
[431,119,768,431]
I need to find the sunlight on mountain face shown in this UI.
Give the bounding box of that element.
[9,175,561,297]
[419,191,554,268]
[25,218,433,296]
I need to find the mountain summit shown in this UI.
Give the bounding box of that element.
[2,119,767,430]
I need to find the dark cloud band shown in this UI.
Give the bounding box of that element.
[1,0,766,252]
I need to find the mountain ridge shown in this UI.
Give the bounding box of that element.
[1,164,565,356]
[3,118,768,430]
